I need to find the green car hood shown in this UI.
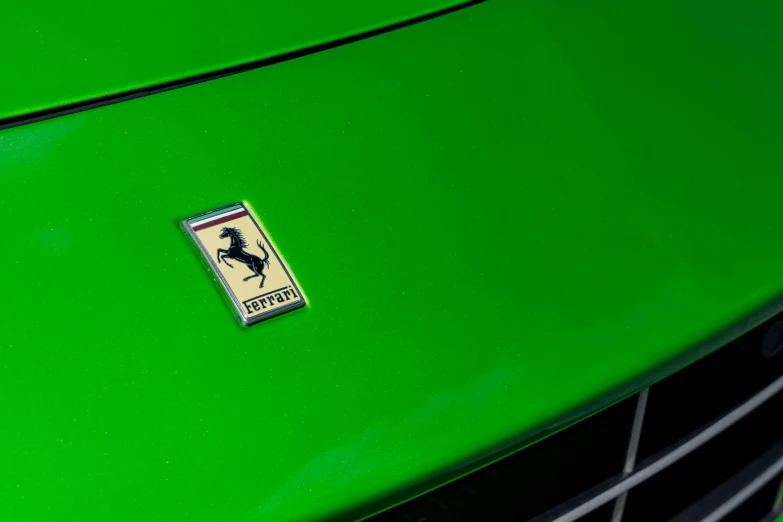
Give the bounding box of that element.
[1,0,470,121]
[3,1,783,521]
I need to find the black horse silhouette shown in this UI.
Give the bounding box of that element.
[217,227,270,288]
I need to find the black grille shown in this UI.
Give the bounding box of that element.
[371,396,636,522]
[370,313,783,522]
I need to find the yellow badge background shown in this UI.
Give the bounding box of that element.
[193,214,303,320]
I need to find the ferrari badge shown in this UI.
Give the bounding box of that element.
[182,203,305,326]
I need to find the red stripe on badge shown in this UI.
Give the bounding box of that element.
[192,211,248,231]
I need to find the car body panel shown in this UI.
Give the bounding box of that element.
[1,0,470,120]
[2,0,783,520]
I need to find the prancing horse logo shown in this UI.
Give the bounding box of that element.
[217,227,271,288]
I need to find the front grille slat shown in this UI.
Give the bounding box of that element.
[721,474,782,522]
[624,385,783,520]
[371,312,783,522]
[667,440,783,522]
[637,324,783,462]
[610,387,650,522]
[534,375,783,522]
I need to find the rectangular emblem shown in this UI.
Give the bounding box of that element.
[182,203,305,326]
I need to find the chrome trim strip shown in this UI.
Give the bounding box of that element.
[535,374,783,522]
[623,388,650,474]
[700,453,783,522]
[611,388,650,522]
[668,439,783,522]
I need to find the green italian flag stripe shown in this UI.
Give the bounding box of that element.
[189,204,247,231]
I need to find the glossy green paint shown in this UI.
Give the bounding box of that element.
[2,1,783,520]
[1,0,470,120]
